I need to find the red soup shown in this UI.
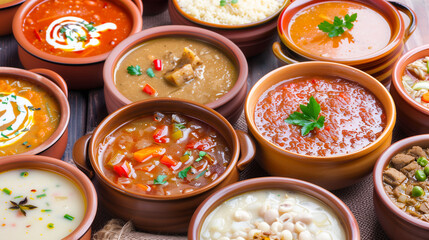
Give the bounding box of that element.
[255,76,386,156]
[98,113,231,196]
[22,0,132,58]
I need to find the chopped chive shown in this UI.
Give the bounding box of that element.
[26,145,32,148]
[41,209,52,212]
[1,133,9,139]
[195,151,207,162]
[184,151,191,156]
[20,171,29,177]
[11,95,16,100]
[195,170,207,179]
[64,214,74,221]
[36,193,46,199]
[14,195,23,199]
[2,188,11,195]
[47,223,54,229]
[6,126,12,131]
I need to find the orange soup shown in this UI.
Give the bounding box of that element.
[22,0,132,58]
[288,1,391,59]
[0,78,60,156]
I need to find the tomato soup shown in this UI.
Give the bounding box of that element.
[0,78,60,156]
[255,76,386,156]
[22,0,132,58]
[288,1,391,59]
[98,113,231,196]
[0,169,86,239]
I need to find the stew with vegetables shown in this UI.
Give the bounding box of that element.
[383,146,429,222]
[98,113,231,196]
[402,57,429,107]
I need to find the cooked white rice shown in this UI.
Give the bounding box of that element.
[176,0,285,25]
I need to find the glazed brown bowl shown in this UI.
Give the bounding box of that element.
[391,44,429,136]
[103,25,248,124]
[143,0,168,15]
[72,98,256,233]
[373,134,429,240]
[0,0,24,36]
[189,177,360,239]
[12,0,143,90]
[169,0,289,57]
[273,0,416,86]
[245,62,396,190]
[0,67,70,159]
[0,155,97,240]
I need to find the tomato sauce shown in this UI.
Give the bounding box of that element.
[255,76,386,156]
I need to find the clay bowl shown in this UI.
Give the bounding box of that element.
[273,0,416,86]
[168,0,290,57]
[0,67,70,159]
[245,62,396,190]
[373,134,429,240]
[12,0,143,90]
[72,98,256,233]
[143,0,168,15]
[391,44,429,136]
[0,155,97,240]
[103,25,248,124]
[0,0,24,36]
[189,177,360,239]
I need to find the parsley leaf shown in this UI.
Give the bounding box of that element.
[284,96,325,136]
[78,36,87,42]
[318,13,357,37]
[178,166,192,179]
[84,23,96,32]
[153,175,167,184]
[195,151,207,162]
[127,65,142,76]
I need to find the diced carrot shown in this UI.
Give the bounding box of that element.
[137,184,151,192]
[133,146,166,162]
[422,92,429,103]
[160,155,178,168]
[143,84,157,96]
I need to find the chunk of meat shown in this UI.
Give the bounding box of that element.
[408,146,427,158]
[391,153,415,170]
[383,168,407,187]
[419,201,429,214]
[164,64,194,86]
[178,47,202,68]
[401,161,422,178]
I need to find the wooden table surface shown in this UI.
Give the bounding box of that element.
[1,1,428,239]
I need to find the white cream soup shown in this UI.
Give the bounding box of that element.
[0,169,86,239]
[201,190,346,240]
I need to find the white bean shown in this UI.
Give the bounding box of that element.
[299,231,313,240]
[248,229,262,239]
[283,222,295,232]
[259,202,270,217]
[279,230,293,240]
[295,221,307,233]
[256,221,270,232]
[279,213,293,222]
[264,208,279,224]
[316,232,333,240]
[233,210,251,222]
[279,202,294,213]
[232,231,247,238]
[271,221,283,233]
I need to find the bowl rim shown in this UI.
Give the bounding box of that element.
[392,44,429,115]
[373,134,429,230]
[0,67,70,157]
[0,0,24,9]
[277,0,405,64]
[12,0,143,65]
[188,176,360,239]
[171,0,289,29]
[103,25,248,110]
[244,61,396,161]
[0,155,98,239]
[88,98,241,200]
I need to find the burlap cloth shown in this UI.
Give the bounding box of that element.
[91,11,391,240]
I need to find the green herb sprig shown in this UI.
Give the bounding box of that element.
[284,96,325,136]
[220,0,238,6]
[318,13,357,37]
[9,197,37,216]
[127,65,142,76]
[153,175,167,184]
[178,166,192,179]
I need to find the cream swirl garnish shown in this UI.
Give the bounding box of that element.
[0,93,35,147]
[46,16,117,52]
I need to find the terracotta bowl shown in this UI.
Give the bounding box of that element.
[273,0,416,86]
[391,44,429,136]
[0,155,97,240]
[72,98,256,233]
[245,62,396,190]
[168,0,290,57]
[189,177,360,239]
[143,0,168,15]
[12,0,143,90]
[373,134,429,240]
[0,67,70,159]
[0,0,24,36]
[103,25,248,124]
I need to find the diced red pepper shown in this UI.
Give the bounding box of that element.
[34,29,42,41]
[113,161,132,178]
[143,84,157,96]
[186,137,215,151]
[160,155,178,169]
[153,59,163,71]
[153,125,169,143]
[324,126,331,132]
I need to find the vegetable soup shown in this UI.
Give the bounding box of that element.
[201,189,346,240]
[288,1,391,59]
[98,113,231,196]
[254,76,386,156]
[22,0,132,58]
[0,169,86,239]
[114,37,237,104]
[0,78,60,156]
[402,57,429,107]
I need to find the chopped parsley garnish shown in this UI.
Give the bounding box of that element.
[127,65,143,76]
[1,133,9,139]
[195,170,207,179]
[28,106,41,111]
[220,0,237,6]
[20,171,29,177]
[284,96,325,136]
[184,151,191,156]
[83,22,96,32]
[178,166,192,179]
[78,36,87,42]
[153,175,167,184]
[60,27,67,34]
[195,151,207,162]
[318,13,357,37]
[6,125,12,131]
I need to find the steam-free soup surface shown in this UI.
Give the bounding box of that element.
[0,0,17,4]
[114,38,237,104]
[288,1,391,59]
[0,169,86,239]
